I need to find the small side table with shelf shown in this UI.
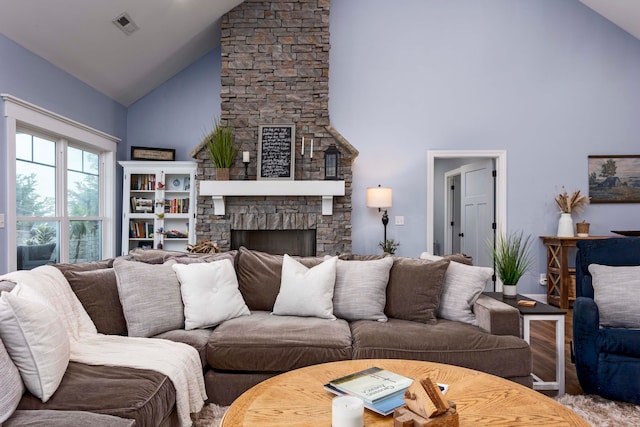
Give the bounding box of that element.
[539,236,611,309]
[484,292,567,396]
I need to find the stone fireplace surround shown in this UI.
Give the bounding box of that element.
[190,0,358,256]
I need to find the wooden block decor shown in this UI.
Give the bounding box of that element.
[394,377,459,427]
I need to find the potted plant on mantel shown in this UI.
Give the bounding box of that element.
[204,121,237,181]
[491,230,533,298]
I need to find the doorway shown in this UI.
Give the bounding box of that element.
[426,150,507,291]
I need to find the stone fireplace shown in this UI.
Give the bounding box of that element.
[190,0,357,256]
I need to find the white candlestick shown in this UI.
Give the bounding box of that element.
[243,151,250,162]
[302,137,305,157]
[332,396,364,427]
[310,139,314,158]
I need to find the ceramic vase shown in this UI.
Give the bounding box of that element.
[503,284,517,298]
[557,213,574,237]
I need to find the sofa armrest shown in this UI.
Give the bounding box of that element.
[572,296,600,395]
[473,294,520,336]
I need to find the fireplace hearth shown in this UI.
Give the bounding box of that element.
[231,230,316,256]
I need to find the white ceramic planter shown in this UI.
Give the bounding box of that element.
[557,213,574,237]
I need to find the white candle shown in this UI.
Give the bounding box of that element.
[332,396,364,427]
[243,151,250,162]
[302,137,305,156]
[310,138,314,158]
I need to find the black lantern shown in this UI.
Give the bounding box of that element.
[324,144,340,180]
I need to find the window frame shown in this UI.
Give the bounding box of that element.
[3,94,119,271]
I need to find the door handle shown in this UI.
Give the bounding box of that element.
[458,233,464,237]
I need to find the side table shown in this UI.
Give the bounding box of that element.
[483,292,567,396]
[539,236,610,309]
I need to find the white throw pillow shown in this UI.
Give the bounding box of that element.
[0,336,24,422]
[589,264,640,328]
[333,257,394,321]
[0,291,69,402]
[272,255,337,319]
[437,261,493,325]
[172,259,250,330]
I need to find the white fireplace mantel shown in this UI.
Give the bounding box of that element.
[199,180,346,215]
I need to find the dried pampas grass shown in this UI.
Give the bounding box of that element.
[555,187,589,214]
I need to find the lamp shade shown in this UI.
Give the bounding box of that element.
[366,186,392,208]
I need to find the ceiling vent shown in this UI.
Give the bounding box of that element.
[112,12,139,35]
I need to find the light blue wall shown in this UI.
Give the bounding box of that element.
[330,0,640,293]
[127,47,222,161]
[0,34,127,274]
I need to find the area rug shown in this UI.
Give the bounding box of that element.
[192,396,640,427]
[192,404,228,427]
[555,394,640,426]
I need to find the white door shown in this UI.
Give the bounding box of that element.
[460,160,495,289]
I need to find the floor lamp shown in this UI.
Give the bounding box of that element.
[366,185,393,243]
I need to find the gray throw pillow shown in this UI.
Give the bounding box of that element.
[333,257,394,321]
[437,261,492,326]
[589,264,640,328]
[113,259,184,337]
[0,337,24,423]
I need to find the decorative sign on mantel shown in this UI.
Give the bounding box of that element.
[258,124,295,180]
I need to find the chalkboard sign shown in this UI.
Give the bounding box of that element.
[257,124,296,180]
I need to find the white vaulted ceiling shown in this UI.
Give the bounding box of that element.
[0,1,638,106]
[0,0,243,106]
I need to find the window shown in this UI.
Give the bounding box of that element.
[3,95,119,271]
[16,131,105,268]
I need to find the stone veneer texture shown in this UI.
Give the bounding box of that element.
[194,0,353,255]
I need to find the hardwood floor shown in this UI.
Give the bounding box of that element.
[529,308,583,396]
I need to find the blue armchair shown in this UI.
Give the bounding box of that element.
[574,237,640,403]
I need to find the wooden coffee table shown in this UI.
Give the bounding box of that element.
[220,359,588,426]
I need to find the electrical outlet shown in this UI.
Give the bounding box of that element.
[539,273,548,286]
[0,213,4,228]
[395,216,404,226]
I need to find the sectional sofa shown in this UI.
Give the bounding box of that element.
[0,247,531,426]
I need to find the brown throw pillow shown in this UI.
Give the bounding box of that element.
[385,257,450,324]
[64,269,128,335]
[235,247,323,311]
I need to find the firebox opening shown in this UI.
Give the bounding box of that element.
[231,230,317,257]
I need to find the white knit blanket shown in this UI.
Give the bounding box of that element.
[2,266,206,427]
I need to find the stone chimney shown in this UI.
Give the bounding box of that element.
[192,0,357,255]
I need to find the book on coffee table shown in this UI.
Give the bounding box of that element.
[324,382,406,416]
[328,367,414,403]
[324,380,450,416]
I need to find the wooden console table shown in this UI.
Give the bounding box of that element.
[540,236,611,309]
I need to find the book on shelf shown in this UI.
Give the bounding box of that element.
[131,197,153,213]
[329,367,413,404]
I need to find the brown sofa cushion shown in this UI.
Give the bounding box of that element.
[17,362,175,427]
[5,410,135,427]
[207,311,352,371]
[350,318,531,379]
[235,247,323,311]
[385,257,450,324]
[64,269,128,336]
[153,328,213,367]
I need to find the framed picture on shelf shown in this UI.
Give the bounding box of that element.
[168,177,183,191]
[588,155,640,203]
[183,177,191,191]
[131,146,176,161]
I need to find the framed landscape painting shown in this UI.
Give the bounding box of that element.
[588,155,640,203]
